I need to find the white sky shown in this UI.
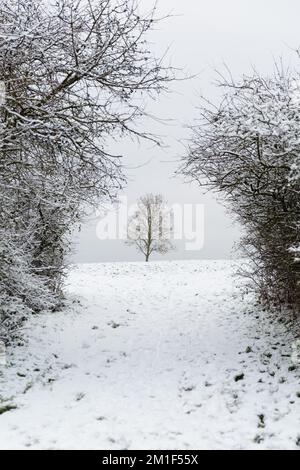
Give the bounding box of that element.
[73,0,300,263]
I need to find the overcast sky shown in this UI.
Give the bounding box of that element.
[72,0,300,263]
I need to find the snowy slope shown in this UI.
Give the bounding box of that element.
[0,260,299,450]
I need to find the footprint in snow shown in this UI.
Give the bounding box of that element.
[75,392,85,402]
[108,321,121,329]
[126,309,137,315]
[182,385,196,392]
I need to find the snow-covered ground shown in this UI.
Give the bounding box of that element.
[0,260,299,450]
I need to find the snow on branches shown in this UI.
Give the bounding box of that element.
[127,194,174,261]
[0,0,174,342]
[182,65,300,309]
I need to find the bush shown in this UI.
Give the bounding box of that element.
[182,66,300,311]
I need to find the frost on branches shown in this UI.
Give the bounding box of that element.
[127,194,174,261]
[182,66,300,310]
[0,0,174,342]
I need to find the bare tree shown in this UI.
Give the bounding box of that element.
[127,194,174,261]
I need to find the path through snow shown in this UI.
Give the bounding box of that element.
[0,261,299,449]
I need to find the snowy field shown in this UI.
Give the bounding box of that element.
[0,260,299,450]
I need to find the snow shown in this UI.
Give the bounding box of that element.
[0,260,299,450]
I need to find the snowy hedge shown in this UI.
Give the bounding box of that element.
[0,0,173,342]
[183,66,300,310]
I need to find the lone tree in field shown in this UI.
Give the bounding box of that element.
[127,194,174,261]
